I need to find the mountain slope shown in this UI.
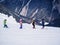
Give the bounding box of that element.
[0,13,60,45]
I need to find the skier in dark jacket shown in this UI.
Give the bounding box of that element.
[32,20,35,29]
[42,19,45,29]
[4,19,8,28]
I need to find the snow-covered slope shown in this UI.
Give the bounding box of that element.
[0,13,60,45]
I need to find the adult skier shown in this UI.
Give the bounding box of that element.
[32,20,36,29]
[42,19,45,29]
[3,19,8,28]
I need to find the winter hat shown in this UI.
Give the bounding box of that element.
[20,19,22,22]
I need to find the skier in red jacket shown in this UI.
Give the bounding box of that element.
[19,19,23,29]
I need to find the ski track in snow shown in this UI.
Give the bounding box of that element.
[0,13,60,45]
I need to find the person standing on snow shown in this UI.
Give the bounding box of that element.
[3,19,8,28]
[32,20,36,29]
[19,19,23,29]
[42,19,45,29]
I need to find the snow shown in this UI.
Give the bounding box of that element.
[40,21,49,25]
[0,13,60,45]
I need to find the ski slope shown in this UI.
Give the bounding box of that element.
[0,13,60,45]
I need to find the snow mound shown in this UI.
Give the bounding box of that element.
[40,21,49,25]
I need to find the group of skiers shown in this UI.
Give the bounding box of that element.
[3,19,45,29]
[32,19,45,29]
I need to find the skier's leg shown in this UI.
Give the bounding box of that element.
[20,24,22,29]
[4,25,5,28]
[34,25,35,28]
[42,24,44,29]
[33,25,35,29]
[4,25,8,28]
[43,25,44,28]
[32,25,34,28]
[6,25,8,28]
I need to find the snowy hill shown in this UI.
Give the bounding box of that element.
[0,0,60,27]
[0,13,60,45]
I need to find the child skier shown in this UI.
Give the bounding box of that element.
[4,19,8,28]
[42,19,45,29]
[32,20,36,29]
[19,19,23,29]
